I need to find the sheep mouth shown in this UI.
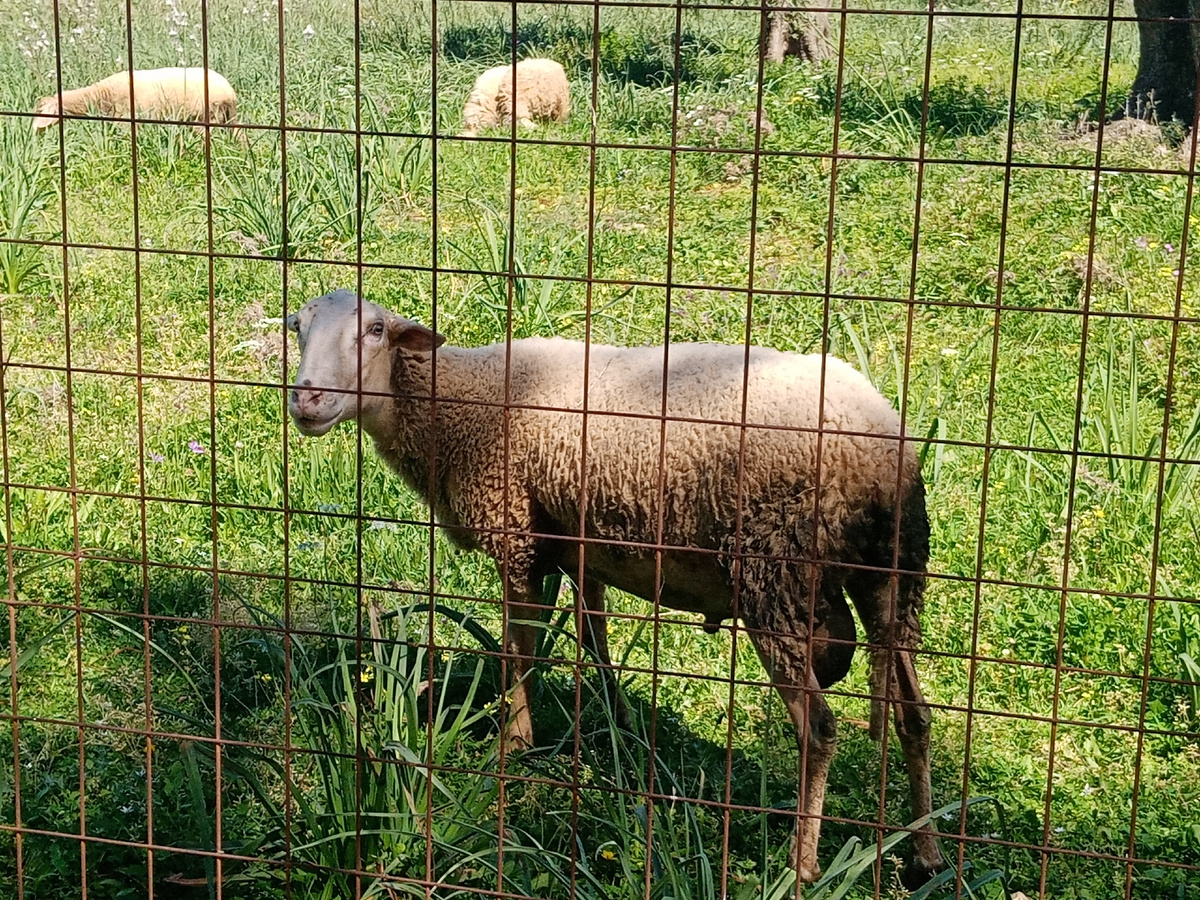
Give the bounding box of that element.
[291,412,341,437]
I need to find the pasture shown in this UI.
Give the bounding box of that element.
[0,0,1198,897]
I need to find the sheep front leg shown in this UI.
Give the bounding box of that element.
[512,98,533,128]
[502,593,542,752]
[749,620,837,883]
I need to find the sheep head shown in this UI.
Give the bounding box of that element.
[286,289,444,437]
[32,96,62,131]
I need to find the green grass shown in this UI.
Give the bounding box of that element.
[1,0,1198,898]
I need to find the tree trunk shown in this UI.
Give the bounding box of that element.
[762,1,832,64]
[1128,0,1200,125]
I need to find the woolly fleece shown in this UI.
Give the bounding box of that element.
[33,67,238,131]
[459,58,569,137]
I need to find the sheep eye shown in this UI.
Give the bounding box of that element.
[370,321,385,336]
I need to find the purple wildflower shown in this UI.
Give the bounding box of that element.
[188,440,206,454]
[148,452,165,463]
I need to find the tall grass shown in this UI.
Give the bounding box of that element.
[1025,331,1200,720]
[1027,331,1200,533]
[283,599,498,895]
[205,597,507,897]
[214,140,322,259]
[0,121,56,294]
[449,199,588,338]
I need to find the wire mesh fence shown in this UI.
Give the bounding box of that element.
[1,0,1199,898]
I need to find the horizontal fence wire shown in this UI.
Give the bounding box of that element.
[2,1,1199,899]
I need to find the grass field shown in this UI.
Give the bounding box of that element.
[1,0,1199,897]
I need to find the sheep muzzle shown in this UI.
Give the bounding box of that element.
[288,381,342,436]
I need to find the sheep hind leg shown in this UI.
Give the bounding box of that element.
[577,580,632,729]
[747,625,837,883]
[848,574,943,885]
[888,647,944,887]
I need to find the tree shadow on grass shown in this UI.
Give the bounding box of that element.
[440,18,730,87]
[825,74,1013,140]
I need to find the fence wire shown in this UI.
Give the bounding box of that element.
[1,1,1199,899]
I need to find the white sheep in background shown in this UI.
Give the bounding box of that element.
[32,67,238,133]
[459,58,569,137]
[285,289,944,885]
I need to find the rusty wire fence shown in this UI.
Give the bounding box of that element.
[1,0,1199,898]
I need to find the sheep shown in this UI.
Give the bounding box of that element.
[459,58,569,137]
[285,289,944,884]
[32,67,238,134]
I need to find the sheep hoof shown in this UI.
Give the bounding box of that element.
[901,846,945,890]
[614,695,633,731]
[789,832,821,883]
[503,723,535,754]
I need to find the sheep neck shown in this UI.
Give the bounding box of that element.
[57,86,105,116]
[58,82,123,118]
[375,347,444,502]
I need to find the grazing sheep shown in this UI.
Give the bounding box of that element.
[459,58,569,137]
[286,289,944,884]
[32,67,238,133]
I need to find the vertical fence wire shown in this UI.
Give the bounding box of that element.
[1121,37,1200,900]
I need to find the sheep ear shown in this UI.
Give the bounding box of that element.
[388,317,445,352]
[284,313,299,333]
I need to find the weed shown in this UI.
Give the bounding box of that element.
[307,132,380,248]
[0,121,57,294]
[1030,331,1200,531]
[274,598,500,894]
[1168,600,1200,729]
[598,78,674,138]
[364,100,431,210]
[449,198,589,338]
[214,141,322,259]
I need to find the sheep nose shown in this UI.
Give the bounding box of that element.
[290,381,324,414]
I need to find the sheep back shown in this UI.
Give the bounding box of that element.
[495,59,570,126]
[121,68,237,122]
[389,338,919,584]
[34,67,237,129]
